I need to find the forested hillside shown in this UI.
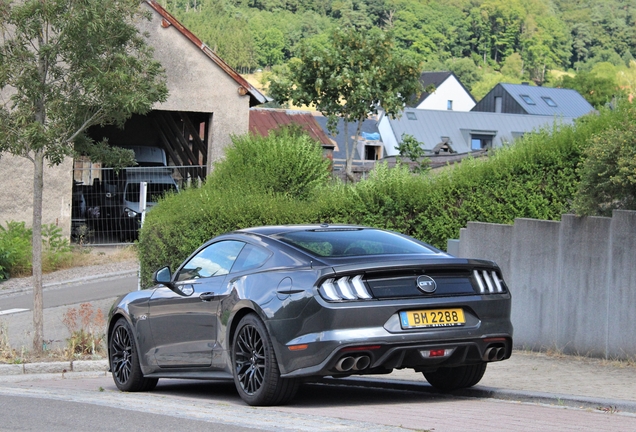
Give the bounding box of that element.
[160,0,636,98]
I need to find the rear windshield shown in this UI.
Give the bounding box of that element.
[276,228,438,257]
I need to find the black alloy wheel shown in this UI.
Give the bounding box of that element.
[232,314,298,406]
[110,318,158,392]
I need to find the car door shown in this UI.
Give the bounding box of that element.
[148,240,246,368]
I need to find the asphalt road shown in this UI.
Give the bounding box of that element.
[0,275,137,311]
[0,394,260,432]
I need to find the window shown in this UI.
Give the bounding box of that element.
[365,145,381,160]
[447,100,453,110]
[495,96,502,113]
[520,95,535,105]
[231,244,271,273]
[406,112,417,120]
[176,240,245,281]
[541,96,557,107]
[471,134,493,150]
[277,228,438,257]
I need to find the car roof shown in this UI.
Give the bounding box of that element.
[236,224,367,237]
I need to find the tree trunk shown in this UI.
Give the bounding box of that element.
[343,119,355,182]
[32,150,44,355]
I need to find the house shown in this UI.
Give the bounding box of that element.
[472,83,595,117]
[408,72,476,111]
[378,108,576,157]
[0,0,266,239]
[249,109,334,160]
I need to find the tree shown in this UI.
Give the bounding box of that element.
[395,133,429,173]
[0,0,168,354]
[557,70,619,109]
[268,27,421,181]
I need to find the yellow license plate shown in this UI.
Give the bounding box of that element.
[399,308,465,329]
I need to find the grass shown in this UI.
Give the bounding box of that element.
[7,244,138,279]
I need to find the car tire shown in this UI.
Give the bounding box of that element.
[232,314,299,406]
[110,318,158,392]
[423,362,487,391]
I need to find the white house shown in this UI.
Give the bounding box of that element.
[409,72,476,112]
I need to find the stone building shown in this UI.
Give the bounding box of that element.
[0,0,265,238]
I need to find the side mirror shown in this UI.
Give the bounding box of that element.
[153,266,176,290]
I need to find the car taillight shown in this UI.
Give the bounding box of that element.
[319,275,373,301]
[473,269,506,294]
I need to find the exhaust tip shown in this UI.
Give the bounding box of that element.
[335,356,355,372]
[495,347,505,361]
[352,355,371,371]
[483,346,506,362]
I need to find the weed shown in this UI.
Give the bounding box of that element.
[597,405,619,414]
[0,321,18,362]
[62,303,106,357]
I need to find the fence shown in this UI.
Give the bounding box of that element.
[455,210,636,359]
[72,164,205,245]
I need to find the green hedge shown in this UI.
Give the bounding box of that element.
[138,105,630,287]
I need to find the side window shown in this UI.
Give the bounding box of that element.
[176,241,245,281]
[230,244,272,273]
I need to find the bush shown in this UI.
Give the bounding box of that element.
[0,222,32,280]
[0,221,73,280]
[207,126,331,199]
[573,106,636,215]
[138,104,633,286]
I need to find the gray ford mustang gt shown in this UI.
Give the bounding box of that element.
[107,225,513,406]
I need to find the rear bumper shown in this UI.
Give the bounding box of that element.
[275,294,513,378]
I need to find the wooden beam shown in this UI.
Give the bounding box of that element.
[161,112,198,165]
[179,112,207,161]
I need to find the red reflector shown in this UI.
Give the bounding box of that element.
[484,337,507,343]
[341,345,381,352]
[288,344,308,351]
[429,349,446,357]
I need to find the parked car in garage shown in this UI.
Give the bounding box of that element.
[107,225,513,405]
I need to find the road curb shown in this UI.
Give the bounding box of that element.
[0,359,108,376]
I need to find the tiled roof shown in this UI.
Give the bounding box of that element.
[249,109,334,147]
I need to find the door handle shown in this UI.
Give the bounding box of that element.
[199,292,216,301]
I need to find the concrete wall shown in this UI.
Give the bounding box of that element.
[457,210,636,359]
[0,156,73,237]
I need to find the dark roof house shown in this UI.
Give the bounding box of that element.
[472,83,595,117]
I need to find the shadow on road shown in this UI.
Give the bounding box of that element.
[147,377,446,408]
